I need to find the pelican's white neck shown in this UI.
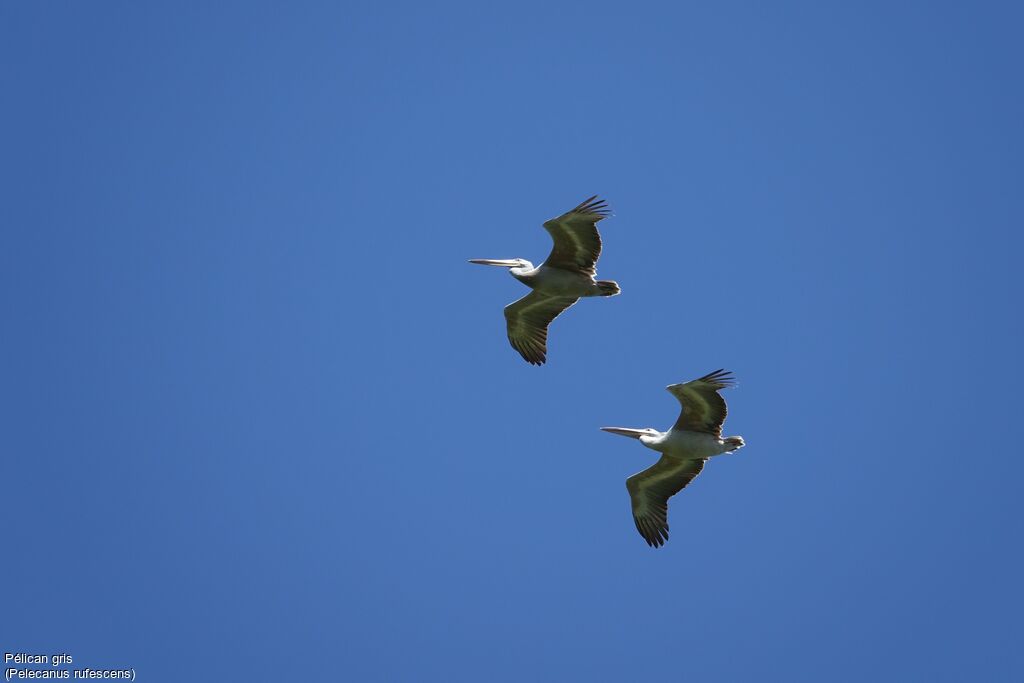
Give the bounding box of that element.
[509,262,535,282]
[639,433,666,451]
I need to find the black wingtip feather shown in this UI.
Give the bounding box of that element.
[697,368,736,388]
[635,516,668,548]
[572,195,611,218]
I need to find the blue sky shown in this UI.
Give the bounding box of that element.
[3,2,1022,681]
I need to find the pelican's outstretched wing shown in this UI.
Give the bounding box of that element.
[541,195,610,276]
[503,290,578,365]
[668,369,735,436]
[626,456,706,548]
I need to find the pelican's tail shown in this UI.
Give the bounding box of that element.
[723,436,745,451]
[596,280,620,296]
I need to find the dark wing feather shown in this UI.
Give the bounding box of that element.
[541,195,610,276]
[668,369,735,435]
[503,291,578,365]
[626,456,706,548]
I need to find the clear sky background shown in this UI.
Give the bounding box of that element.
[3,2,1022,681]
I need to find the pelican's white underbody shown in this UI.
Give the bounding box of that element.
[640,430,743,459]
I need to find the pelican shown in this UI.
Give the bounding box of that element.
[469,195,620,365]
[602,369,746,548]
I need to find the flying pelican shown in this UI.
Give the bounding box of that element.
[469,195,620,365]
[602,369,746,548]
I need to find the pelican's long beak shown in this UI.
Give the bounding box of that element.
[468,259,519,267]
[600,427,647,439]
